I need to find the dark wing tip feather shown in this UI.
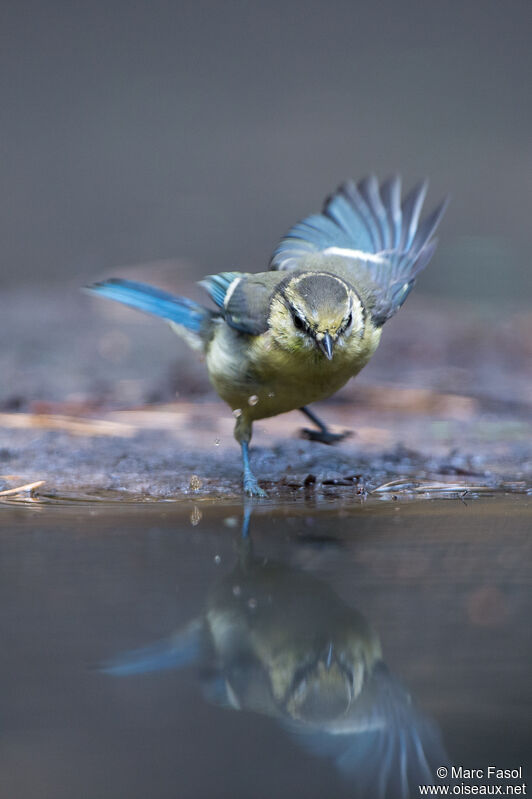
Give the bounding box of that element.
[411,195,450,256]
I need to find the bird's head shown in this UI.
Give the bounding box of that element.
[269,272,364,358]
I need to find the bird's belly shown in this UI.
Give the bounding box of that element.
[249,361,352,419]
[206,326,381,421]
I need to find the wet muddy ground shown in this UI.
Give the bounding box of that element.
[0,398,530,502]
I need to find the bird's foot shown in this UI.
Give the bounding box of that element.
[243,474,267,498]
[299,428,353,446]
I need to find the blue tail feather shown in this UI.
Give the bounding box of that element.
[86,278,212,332]
[100,620,205,676]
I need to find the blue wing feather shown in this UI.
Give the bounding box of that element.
[339,180,382,251]
[380,176,402,250]
[324,193,375,252]
[358,175,389,250]
[198,271,242,309]
[399,180,428,251]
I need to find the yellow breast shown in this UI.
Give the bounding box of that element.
[205,321,381,421]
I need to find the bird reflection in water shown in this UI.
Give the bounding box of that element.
[102,515,449,798]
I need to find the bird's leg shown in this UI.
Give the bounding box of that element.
[299,405,352,445]
[234,414,267,498]
[241,442,267,497]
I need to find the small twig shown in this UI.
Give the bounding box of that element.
[0,480,45,497]
[0,413,135,437]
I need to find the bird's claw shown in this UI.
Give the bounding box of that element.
[243,476,267,498]
[299,427,353,446]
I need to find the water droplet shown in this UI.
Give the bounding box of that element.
[214,555,221,565]
[233,408,242,418]
[214,438,220,447]
[247,597,257,610]
[190,506,202,526]
[232,585,241,597]
[248,395,259,406]
[189,474,202,491]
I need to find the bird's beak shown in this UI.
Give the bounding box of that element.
[317,332,334,360]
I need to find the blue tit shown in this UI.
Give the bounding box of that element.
[102,538,449,797]
[87,175,448,496]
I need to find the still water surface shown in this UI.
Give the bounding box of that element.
[1,494,530,798]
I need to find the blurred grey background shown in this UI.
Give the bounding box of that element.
[0,0,531,304]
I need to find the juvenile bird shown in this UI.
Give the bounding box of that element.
[87,175,447,496]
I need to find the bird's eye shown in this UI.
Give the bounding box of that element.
[293,314,305,331]
[345,312,353,328]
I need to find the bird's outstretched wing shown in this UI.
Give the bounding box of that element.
[270,176,448,324]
